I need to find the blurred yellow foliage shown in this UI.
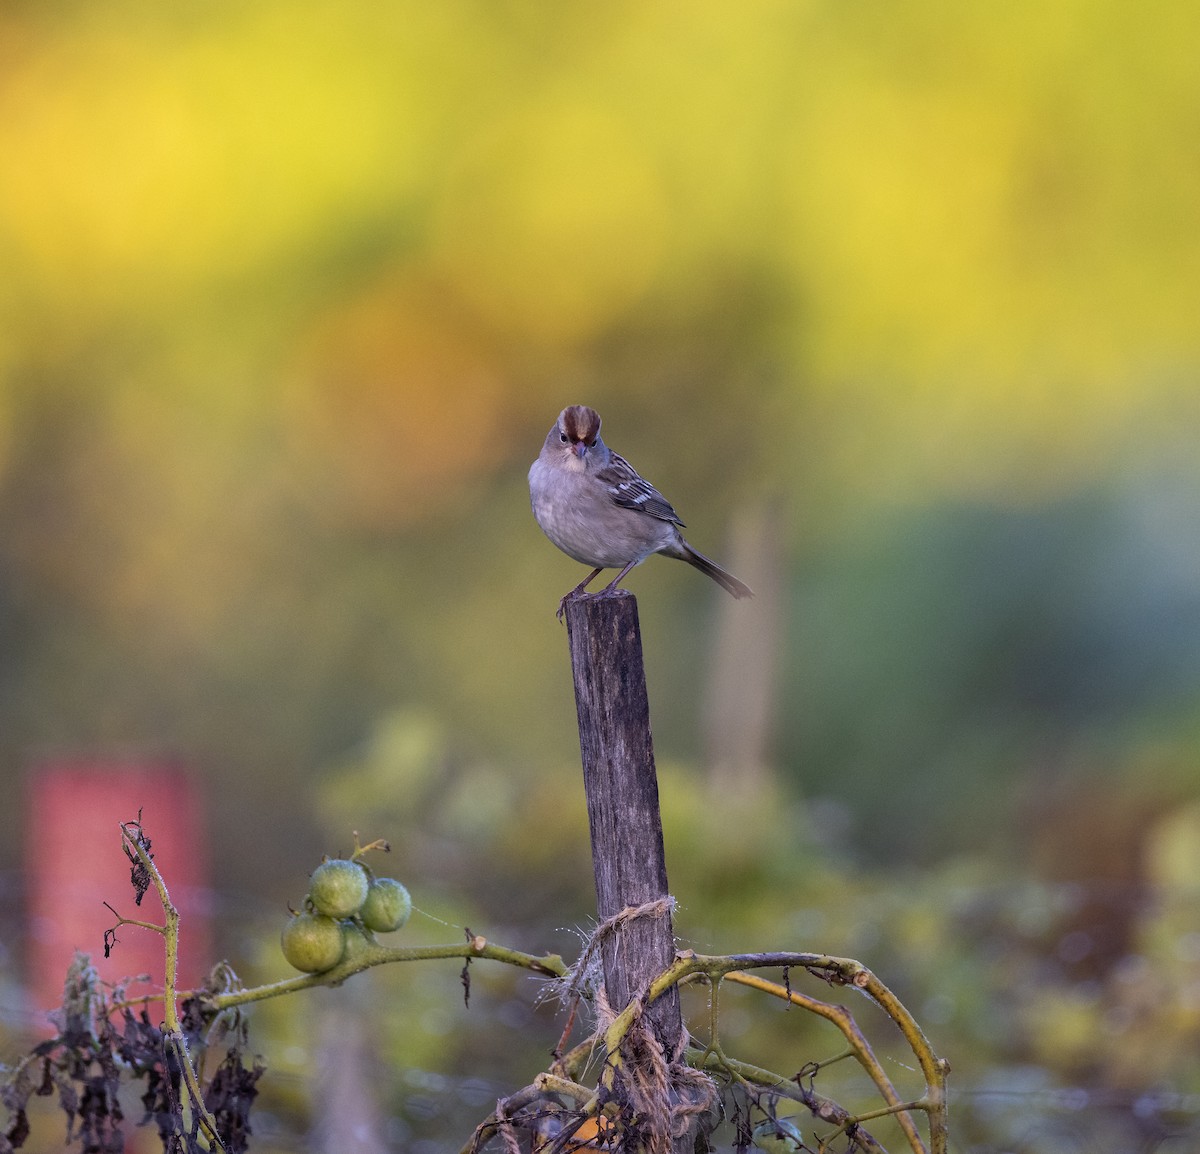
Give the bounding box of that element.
[431,105,667,344]
[0,0,1195,505]
[288,277,507,528]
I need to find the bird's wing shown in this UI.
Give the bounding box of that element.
[597,452,685,525]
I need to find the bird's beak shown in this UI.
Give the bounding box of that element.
[571,442,587,458]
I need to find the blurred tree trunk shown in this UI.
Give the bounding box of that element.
[313,991,388,1154]
[702,501,782,795]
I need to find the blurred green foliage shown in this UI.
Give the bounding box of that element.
[1,0,1199,1149]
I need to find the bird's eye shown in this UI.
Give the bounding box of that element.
[559,432,569,443]
[587,439,597,447]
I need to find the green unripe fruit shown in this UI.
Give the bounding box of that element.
[281,912,345,973]
[360,878,412,933]
[309,859,370,918]
[340,919,372,960]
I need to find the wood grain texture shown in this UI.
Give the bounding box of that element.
[565,590,682,1054]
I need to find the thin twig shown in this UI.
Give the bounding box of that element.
[118,821,228,1153]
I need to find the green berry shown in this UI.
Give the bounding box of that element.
[281,913,346,973]
[360,878,412,933]
[309,859,370,918]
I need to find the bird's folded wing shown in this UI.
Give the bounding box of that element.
[598,452,685,525]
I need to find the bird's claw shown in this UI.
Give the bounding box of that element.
[555,589,590,623]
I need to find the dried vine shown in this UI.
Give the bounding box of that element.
[1,823,949,1154]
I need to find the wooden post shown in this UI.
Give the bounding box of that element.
[564,591,682,1055]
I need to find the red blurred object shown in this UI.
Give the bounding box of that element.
[25,762,212,1026]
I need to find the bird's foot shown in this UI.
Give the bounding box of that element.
[556,586,636,622]
[556,589,592,623]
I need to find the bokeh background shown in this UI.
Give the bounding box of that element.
[2,2,1199,1151]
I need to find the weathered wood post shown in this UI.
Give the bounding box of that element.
[564,590,683,1055]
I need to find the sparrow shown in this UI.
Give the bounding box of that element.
[529,405,753,619]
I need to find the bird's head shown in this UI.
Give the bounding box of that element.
[548,404,604,469]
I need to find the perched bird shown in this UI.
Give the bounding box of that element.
[529,404,753,619]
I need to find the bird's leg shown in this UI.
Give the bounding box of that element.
[556,568,605,622]
[599,559,640,594]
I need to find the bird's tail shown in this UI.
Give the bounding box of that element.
[675,539,754,599]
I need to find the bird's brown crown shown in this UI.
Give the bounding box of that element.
[559,405,602,443]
